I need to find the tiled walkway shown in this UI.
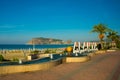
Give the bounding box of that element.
[0,51,120,80]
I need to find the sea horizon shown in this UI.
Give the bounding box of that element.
[0,44,73,50]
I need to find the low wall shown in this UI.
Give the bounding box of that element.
[38,54,50,58]
[107,50,116,52]
[0,54,91,75]
[27,54,50,61]
[63,56,90,63]
[0,58,62,75]
[95,50,106,54]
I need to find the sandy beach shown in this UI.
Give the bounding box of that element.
[0,50,120,80]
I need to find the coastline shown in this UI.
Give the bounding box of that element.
[0,44,73,50]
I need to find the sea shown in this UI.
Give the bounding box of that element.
[0,44,73,50]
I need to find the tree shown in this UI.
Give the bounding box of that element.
[107,29,120,48]
[0,55,4,61]
[115,39,120,49]
[91,23,109,49]
[107,30,119,41]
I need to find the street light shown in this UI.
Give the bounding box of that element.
[32,39,35,51]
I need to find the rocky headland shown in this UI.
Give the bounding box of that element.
[27,37,72,45]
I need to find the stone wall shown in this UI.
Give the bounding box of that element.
[63,56,90,63]
[0,58,62,75]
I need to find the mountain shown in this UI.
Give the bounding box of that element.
[27,37,72,45]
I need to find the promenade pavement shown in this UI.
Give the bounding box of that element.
[0,50,120,80]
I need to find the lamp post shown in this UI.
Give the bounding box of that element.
[32,39,35,51]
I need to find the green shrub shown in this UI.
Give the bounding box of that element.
[0,55,4,61]
[51,49,57,53]
[12,58,19,62]
[44,49,50,53]
[31,50,39,54]
[116,41,120,49]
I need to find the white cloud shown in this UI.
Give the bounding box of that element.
[0,24,24,28]
[0,30,24,33]
[0,24,25,33]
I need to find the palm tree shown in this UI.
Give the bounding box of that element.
[91,23,109,49]
[107,30,119,41]
[107,30,119,48]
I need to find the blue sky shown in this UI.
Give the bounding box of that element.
[0,0,120,44]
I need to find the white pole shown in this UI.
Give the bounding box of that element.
[73,42,76,53]
[83,42,85,50]
[33,44,35,51]
[75,53,78,56]
[19,59,22,64]
[91,42,94,51]
[87,42,89,49]
[60,54,62,56]
[83,42,85,52]
[50,54,53,59]
[32,40,35,51]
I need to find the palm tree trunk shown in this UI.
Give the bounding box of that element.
[99,34,104,50]
[101,40,104,49]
